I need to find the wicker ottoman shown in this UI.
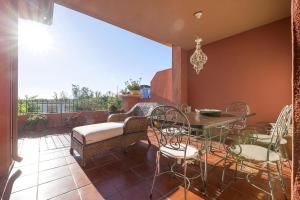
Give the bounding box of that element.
[70,122,149,167]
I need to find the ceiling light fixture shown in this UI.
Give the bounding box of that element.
[190,11,207,74]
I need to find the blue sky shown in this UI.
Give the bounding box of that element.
[18,4,171,99]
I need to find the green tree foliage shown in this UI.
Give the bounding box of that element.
[71,84,121,111]
[18,85,122,114]
[18,95,40,115]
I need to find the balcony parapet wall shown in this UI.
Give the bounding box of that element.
[18,111,109,131]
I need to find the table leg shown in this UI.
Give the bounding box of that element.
[204,130,208,193]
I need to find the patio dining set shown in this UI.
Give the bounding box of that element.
[69,102,292,200]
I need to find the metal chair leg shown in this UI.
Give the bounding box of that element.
[198,153,204,184]
[234,159,239,180]
[183,160,188,200]
[218,128,223,149]
[282,144,291,170]
[221,152,228,184]
[150,151,160,198]
[239,160,245,175]
[276,160,288,199]
[267,162,274,200]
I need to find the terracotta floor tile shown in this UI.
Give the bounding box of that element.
[50,190,81,200]
[13,154,39,167]
[37,176,77,200]
[11,164,39,177]
[94,181,119,198]
[110,170,142,191]
[39,151,65,162]
[40,148,64,155]
[218,186,257,200]
[39,157,67,172]
[84,167,109,183]
[151,174,182,195]
[120,179,162,200]
[8,134,290,200]
[131,162,155,178]
[65,156,76,164]
[9,173,38,193]
[164,186,205,200]
[105,192,123,200]
[68,164,91,188]
[78,184,105,200]
[38,165,71,184]
[8,186,37,200]
[103,160,131,173]
[92,153,119,168]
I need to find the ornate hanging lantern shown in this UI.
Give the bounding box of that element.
[190,11,207,74]
[190,38,207,74]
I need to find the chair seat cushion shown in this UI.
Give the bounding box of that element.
[160,143,198,159]
[161,127,188,134]
[252,134,287,145]
[73,122,124,144]
[229,144,280,162]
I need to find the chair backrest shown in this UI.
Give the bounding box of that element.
[131,102,160,117]
[271,105,292,150]
[226,101,251,129]
[271,105,291,136]
[284,104,292,136]
[150,105,192,156]
[226,101,250,116]
[179,104,191,114]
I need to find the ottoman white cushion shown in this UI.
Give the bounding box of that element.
[73,122,124,144]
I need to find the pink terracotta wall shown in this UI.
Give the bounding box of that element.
[18,111,109,131]
[121,95,141,111]
[187,18,292,124]
[150,68,173,104]
[0,0,17,177]
[172,46,188,104]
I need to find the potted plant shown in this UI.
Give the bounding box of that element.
[125,78,141,95]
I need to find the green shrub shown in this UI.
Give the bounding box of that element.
[26,114,48,128]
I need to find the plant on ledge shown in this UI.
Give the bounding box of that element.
[125,78,141,95]
[120,88,130,95]
[25,113,48,131]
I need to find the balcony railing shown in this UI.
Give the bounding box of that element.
[18,98,113,115]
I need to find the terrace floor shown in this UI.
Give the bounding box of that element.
[1,131,291,200]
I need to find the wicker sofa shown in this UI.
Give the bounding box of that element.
[70,102,159,167]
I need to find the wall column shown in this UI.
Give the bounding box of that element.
[0,0,18,177]
[293,0,300,198]
[172,45,188,105]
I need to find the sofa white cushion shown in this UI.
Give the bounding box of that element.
[73,122,124,144]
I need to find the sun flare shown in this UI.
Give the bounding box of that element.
[19,20,53,53]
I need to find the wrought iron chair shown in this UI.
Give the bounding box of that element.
[180,104,192,114]
[221,104,292,200]
[216,102,251,148]
[226,101,251,131]
[250,105,292,168]
[149,105,203,200]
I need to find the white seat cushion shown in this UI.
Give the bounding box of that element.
[160,143,198,159]
[229,144,280,162]
[252,134,287,145]
[73,122,124,144]
[161,127,188,134]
